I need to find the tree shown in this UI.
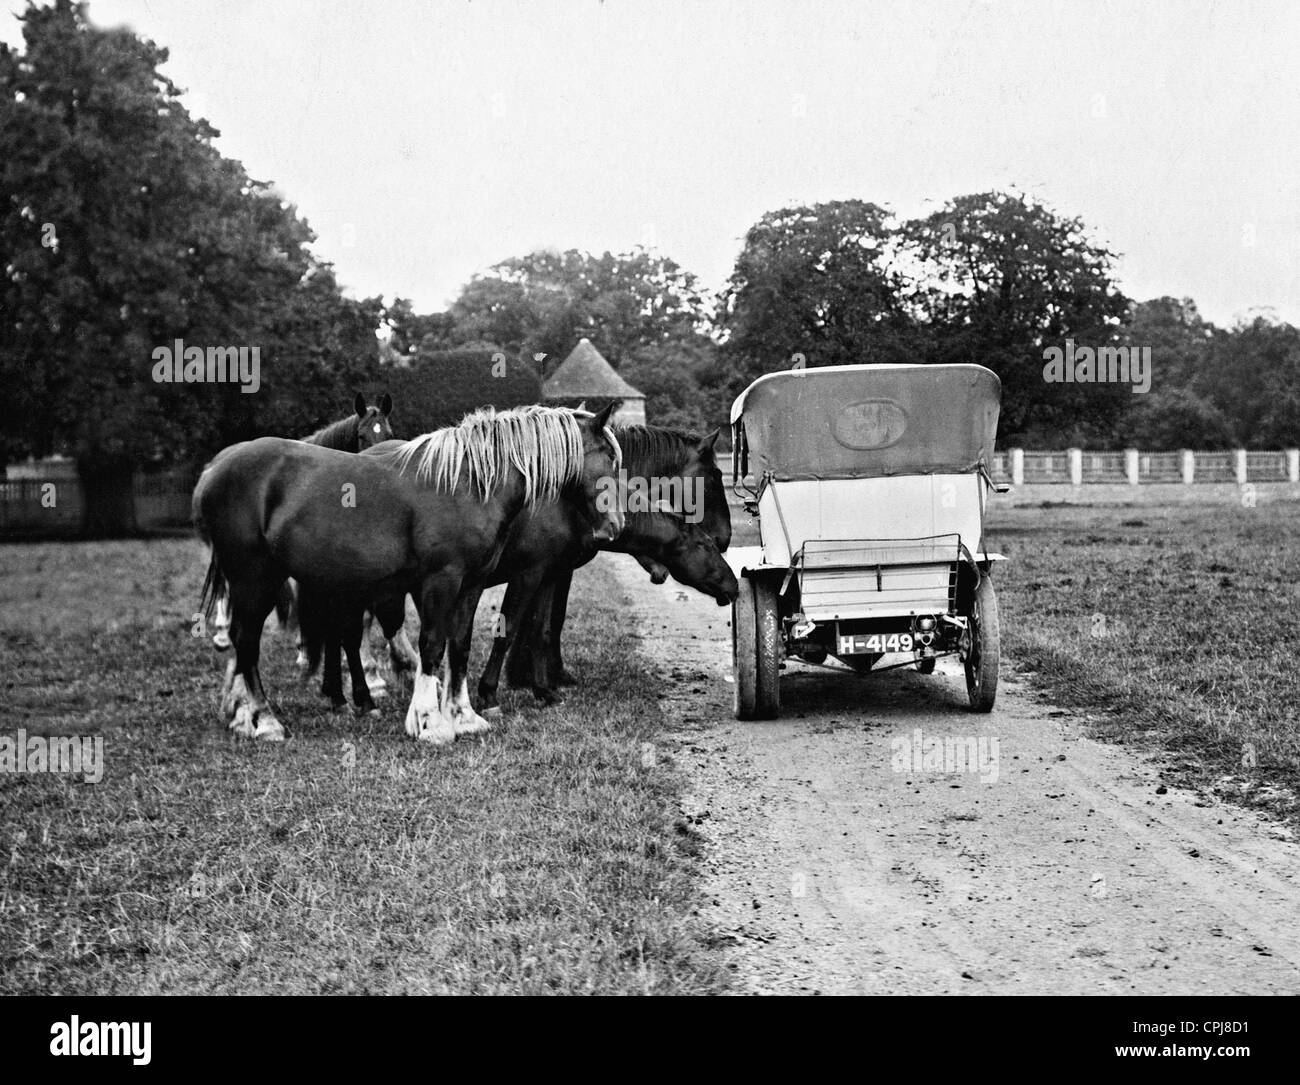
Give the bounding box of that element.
[0,1,381,533]
[718,200,916,392]
[447,247,712,373]
[1116,388,1236,450]
[1199,315,1300,448]
[901,192,1131,445]
[621,335,729,435]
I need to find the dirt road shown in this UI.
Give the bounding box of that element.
[603,552,1300,995]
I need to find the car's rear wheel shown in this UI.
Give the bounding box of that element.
[964,577,1000,712]
[733,576,781,719]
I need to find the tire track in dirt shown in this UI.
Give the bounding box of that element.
[605,552,1300,995]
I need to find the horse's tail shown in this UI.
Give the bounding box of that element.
[296,584,325,678]
[199,547,226,625]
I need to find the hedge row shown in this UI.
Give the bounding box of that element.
[366,349,542,438]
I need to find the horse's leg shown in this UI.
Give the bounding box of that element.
[528,578,564,707]
[503,595,540,689]
[405,573,460,745]
[211,591,232,651]
[288,580,309,671]
[221,573,285,741]
[358,609,388,699]
[371,595,418,679]
[320,605,346,710]
[388,624,420,675]
[342,603,378,716]
[477,571,545,720]
[548,566,578,686]
[445,585,492,736]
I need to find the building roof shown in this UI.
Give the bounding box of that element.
[542,338,643,400]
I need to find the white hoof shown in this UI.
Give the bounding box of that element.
[254,713,286,742]
[455,711,494,736]
[416,723,456,746]
[295,650,309,670]
[212,630,231,651]
[229,703,257,739]
[366,674,388,699]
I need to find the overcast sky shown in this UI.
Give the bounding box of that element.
[5,0,1298,325]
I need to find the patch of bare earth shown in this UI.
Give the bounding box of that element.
[604,552,1300,995]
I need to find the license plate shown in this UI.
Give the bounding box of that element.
[837,632,914,655]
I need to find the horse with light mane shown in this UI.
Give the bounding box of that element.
[192,403,622,742]
[500,424,734,701]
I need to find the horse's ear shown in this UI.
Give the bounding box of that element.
[591,402,616,430]
[696,428,720,457]
[354,392,367,418]
[379,393,393,416]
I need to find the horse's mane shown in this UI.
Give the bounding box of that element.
[302,414,360,451]
[615,425,709,476]
[388,405,610,505]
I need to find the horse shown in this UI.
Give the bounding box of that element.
[501,425,733,698]
[208,392,394,651]
[192,404,622,743]
[296,423,736,719]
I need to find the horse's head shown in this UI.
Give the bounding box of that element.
[354,392,394,449]
[575,403,624,543]
[639,505,738,605]
[679,428,730,552]
[615,425,732,553]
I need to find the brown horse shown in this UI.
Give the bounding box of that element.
[298,425,737,720]
[476,426,735,714]
[208,392,394,653]
[503,425,733,697]
[193,404,622,743]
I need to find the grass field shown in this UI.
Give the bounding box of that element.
[0,539,728,994]
[728,486,1300,826]
[986,497,1300,824]
[4,494,1298,992]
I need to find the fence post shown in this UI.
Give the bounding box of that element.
[1288,449,1299,483]
[1235,449,1248,485]
[1068,448,1082,486]
[1125,449,1139,485]
[1182,450,1194,484]
[1010,448,1024,486]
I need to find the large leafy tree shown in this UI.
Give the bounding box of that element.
[901,192,1131,445]
[0,1,381,534]
[1112,297,1230,449]
[447,247,712,374]
[1199,315,1300,448]
[718,200,916,391]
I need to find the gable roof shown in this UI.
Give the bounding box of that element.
[542,338,643,399]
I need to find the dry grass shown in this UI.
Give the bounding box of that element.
[0,539,727,994]
[987,497,1300,823]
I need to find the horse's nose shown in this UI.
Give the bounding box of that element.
[592,507,623,542]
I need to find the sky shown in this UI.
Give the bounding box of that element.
[4,0,1298,326]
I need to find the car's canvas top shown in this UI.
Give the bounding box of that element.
[730,363,1001,482]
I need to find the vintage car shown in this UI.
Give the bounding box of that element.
[726,363,1008,720]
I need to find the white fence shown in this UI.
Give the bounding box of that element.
[990,449,1300,486]
[721,449,1300,488]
